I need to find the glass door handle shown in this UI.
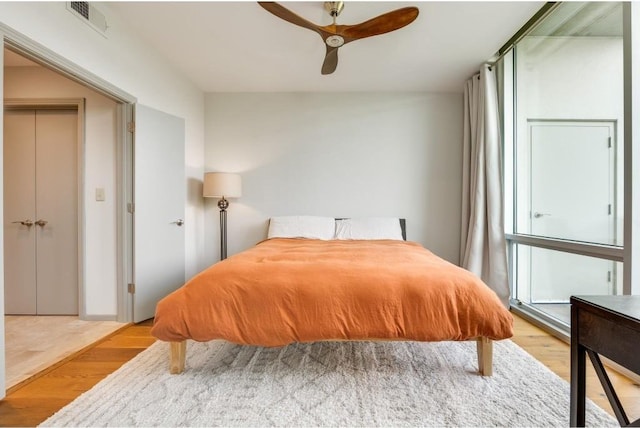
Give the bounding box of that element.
[12,219,34,227]
[35,219,48,227]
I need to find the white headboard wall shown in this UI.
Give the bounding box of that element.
[203,92,463,265]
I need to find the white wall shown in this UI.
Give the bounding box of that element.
[5,66,119,317]
[204,92,463,265]
[516,36,624,238]
[0,2,207,290]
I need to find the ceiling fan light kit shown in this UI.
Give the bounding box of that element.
[325,35,344,48]
[258,1,419,75]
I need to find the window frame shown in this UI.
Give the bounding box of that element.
[499,2,631,334]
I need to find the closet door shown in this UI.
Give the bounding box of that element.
[35,109,78,314]
[4,110,37,314]
[3,108,78,315]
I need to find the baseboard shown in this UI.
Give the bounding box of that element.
[81,314,118,321]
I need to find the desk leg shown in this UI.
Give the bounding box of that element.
[587,350,629,426]
[571,305,586,427]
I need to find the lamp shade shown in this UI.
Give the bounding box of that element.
[203,172,242,198]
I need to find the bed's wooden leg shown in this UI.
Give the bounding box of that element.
[476,337,493,376]
[170,341,186,374]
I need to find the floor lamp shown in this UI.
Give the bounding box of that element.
[203,172,242,260]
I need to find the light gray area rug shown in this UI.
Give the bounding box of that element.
[41,339,616,427]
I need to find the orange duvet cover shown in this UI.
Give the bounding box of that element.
[151,239,513,346]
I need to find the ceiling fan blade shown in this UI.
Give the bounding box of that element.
[321,46,339,75]
[339,7,419,40]
[258,2,323,35]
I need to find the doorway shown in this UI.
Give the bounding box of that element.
[4,106,80,315]
[0,25,188,396]
[521,119,620,324]
[529,120,617,299]
[1,45,132,392]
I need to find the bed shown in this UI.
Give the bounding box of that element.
[151,217,513,376]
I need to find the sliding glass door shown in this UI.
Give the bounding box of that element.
[503,2,624,330]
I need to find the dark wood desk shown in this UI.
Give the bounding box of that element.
[570,295,640,427]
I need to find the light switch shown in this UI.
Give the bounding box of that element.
[95,188,106,202]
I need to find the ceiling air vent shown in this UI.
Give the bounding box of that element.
[66,1,108,36]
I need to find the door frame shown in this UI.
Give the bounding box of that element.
[1,24,138,324]
[4,98,85,315]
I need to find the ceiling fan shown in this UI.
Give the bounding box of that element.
[258,1,419,75]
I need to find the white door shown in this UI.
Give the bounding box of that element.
[133,105,185,323]
[529,121,616,302]
[4,109,78,315]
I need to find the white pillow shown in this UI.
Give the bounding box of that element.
[335,217,403,240]
[267,216,336,240]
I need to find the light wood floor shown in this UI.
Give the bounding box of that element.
[511,315,640,420]
[0,314,638,427]
[5,316,126,391]
[0,319,154,426]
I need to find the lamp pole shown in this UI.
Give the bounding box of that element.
[218,196,229,260]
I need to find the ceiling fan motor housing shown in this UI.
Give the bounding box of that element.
[324,1,344,17]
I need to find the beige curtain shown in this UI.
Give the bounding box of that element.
[460,64,510,307]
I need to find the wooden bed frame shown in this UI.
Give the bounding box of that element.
[167,337,494,376]
[162,219,495,377]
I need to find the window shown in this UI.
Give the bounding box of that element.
[503,2,624,330]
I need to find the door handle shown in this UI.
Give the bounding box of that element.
[533,212,551,219]
[35,219,48,227]
[12,219,34,227]
[171,219,184,227]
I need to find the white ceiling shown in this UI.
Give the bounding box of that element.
[105,1,544,93]
[3,2,545,93]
